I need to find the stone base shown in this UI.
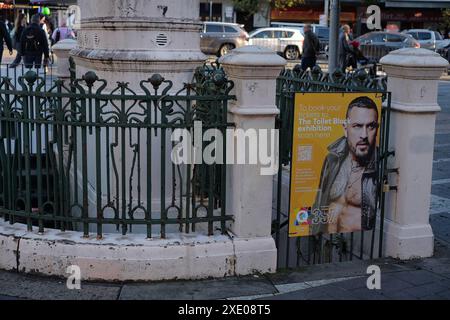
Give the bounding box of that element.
[0,220,277,281]
[383,219,434,260]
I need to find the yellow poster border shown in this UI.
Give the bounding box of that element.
[288,91,385,238]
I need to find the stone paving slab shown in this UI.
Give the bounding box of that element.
[118,276,277,300]
[432,185,450,202]
[392,269,448,286]
[432,165,450,181]
[430,196,450,215]
[430,213,450,244]
[435,134,450,145]
[266,258,416,286]
[0,271,121,300]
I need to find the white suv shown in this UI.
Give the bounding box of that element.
[248,27,304,60]
[403,29,446,51]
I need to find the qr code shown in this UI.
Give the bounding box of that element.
[298,145,312,161]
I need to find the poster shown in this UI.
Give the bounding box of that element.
[289,93,382,237]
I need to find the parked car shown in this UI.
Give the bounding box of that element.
[441,43,450,62]
[402,29,447,51]
[248,27,304,60]
[271,22,329,54]
[355,31,420,63]
[200,22,249,57]
[314,25,330,54]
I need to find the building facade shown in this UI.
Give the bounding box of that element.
[199,0,270,31]
[270,0,450,36]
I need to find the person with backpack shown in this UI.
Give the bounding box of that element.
[0,17,13,65]
[51,20,75,45]
[9,13,27,68]
[20,14,50,70]
[301,24,320,71]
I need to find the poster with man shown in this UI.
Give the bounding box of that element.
[289,93,382,237]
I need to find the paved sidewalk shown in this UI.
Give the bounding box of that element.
[1,236,450,300]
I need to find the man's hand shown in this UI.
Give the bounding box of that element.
[9,50,13,56]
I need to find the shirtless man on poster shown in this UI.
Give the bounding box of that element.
[312,97,379,234]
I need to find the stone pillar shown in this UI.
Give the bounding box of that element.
[219,46,285,272]
[69,0,207,234]
[380,48,449,259]
[71,0,206,87]
[52,39,77,82]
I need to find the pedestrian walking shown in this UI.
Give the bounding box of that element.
[301,24,320,71]
[338,24,352,71]
[20,14,50,70]
[0,17,13,65]
[51,20,75,45]
[9,13,27,68]
[5,18,13,33]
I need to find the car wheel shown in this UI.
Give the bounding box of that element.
[284,46,300,60]
[219,44,235,57]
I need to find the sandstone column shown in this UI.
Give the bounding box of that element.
[380,48,449,259]
[220,46,286,273]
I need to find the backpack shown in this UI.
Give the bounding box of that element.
[24,28,41,52]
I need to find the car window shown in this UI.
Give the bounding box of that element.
[434,31,443,40]
[273,30,283,38]
[274,30,294,38]
[285,31,294,38]
[368,33,385,42]
[386,34,403,42]
[406,32,418,40]
[224,26,237,33]
[316,27,329,38]
[252,30,273,39]
[205,24,223,33]
[417,32,432,40]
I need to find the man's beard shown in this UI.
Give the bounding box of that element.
[348,139,375,166]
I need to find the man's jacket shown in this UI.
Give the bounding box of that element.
[20,23,50,57]
[338,32,352,69]
[310,136,379,235]
[302,30,320,58]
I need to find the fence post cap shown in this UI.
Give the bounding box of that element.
[219,45,286,67]
[52,38,78,52]
[380,48,449,69]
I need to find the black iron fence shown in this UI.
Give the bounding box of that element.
[0,61,235,239]
[0,63,55,88]
[274,65,392,269]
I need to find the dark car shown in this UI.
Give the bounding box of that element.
[355,31,420,63]
[200,22,249,57]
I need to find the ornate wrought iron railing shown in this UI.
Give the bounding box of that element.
[273,65,391,269]
[0,62,235,239]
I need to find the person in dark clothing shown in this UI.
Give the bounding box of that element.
[301,24,320,71]
[337,24,352,71]
[0,18,13,65]
[20,14,50,70]
[10,13,27,68]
